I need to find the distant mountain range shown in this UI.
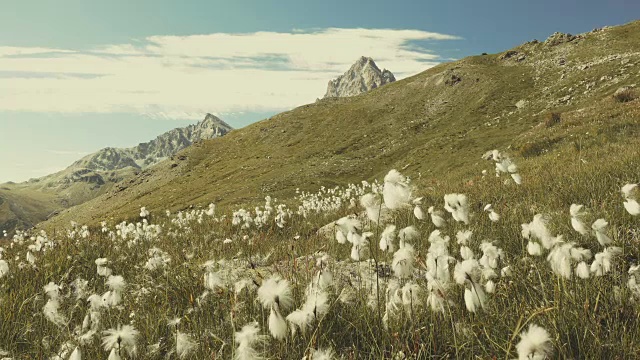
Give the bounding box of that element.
[324,56,396,98]
[0,114,232,234]
[71,114,232,173]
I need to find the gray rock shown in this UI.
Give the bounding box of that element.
[324,56,396,98]
[515,100,528,109]
[544,32,577,46]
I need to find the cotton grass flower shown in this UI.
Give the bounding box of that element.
[575,261,590,279]
[591,218,612,246]
[624,199,640,216]
[479,242,503,270]
[444,194,470,224]
[515,324,553,360]
[463,286,486,313]
[69,347,81,360]
[257,275,293,339]
[454,259,486,312]
[627,265,640,299]
[349,231,371,261]
[360,193,386,223]
[107,349,122,360]
[428,206,446,228]
[511,173,523,184]
[547,243,591,279]
[334,216,361,243]
[392,242,415,279]
[527,241,542,256]
[176,332,198,359]
[398,226,419,245]
[43,298,67,327]
[102,324,139,357]
[522,214,558,250]
[483,204,500,222]
[204,270,224,291]
[306,348,336,360]
[590,247,622,276]
[379,225,396,252]
[95,258,112,277]
[569,204,589,235]
[425,273,452,313]
[286,286,329,337]
[42,282,67,326]
[0,259,8,279]
[622,183,640,215]
[235,322,266,360]
[102,275,126,307]
[383,169,412,209]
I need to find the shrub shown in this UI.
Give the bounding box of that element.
[544,112,561,128]
[518,142,546,158]
[613,89,637,103]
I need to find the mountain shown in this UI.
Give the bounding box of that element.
[0,114,232,234]
[72,114,232,172]
[324,56,396,98]
[40,20,640,230]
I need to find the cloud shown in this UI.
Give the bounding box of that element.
[0,28,460,119]
[45,149,91,156]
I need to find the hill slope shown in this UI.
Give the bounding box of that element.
[43,20,640,228]
[0,114,232,233]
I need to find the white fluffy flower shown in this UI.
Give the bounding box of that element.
[0,260,8,278]
[569,204,589,235]
[258,275,293,339]
[515,324,553,360]
[176,332,198,359]
[444,194,470,224]
[379,225,396,252]
[428,206,446,228]
[235,322,266,360]
[590,247,622,276]
[102,325,139,357]
[382,170,412,210]
[591,218,612,246]
[392,243,415,279]
[413,205,425,220]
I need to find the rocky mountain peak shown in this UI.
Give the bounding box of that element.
[198,113,233,133]
[72,114,233,172]
[323,57,396,98]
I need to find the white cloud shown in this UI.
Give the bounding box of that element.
[45,149,91,156]
[0,28,460,119]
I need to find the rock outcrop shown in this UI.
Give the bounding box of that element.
[324,56,396,98]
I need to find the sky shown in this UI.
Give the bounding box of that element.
[1,0,638,183]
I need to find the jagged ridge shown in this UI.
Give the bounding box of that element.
[73,114,232,172]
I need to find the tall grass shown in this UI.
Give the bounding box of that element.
[1,140,639,359]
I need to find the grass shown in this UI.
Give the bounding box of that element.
[1,134,639,358]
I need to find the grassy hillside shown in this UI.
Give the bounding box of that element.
[43,20,640,229]
[0,166,138,233]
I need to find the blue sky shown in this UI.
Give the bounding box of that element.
[1,0,638,183]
